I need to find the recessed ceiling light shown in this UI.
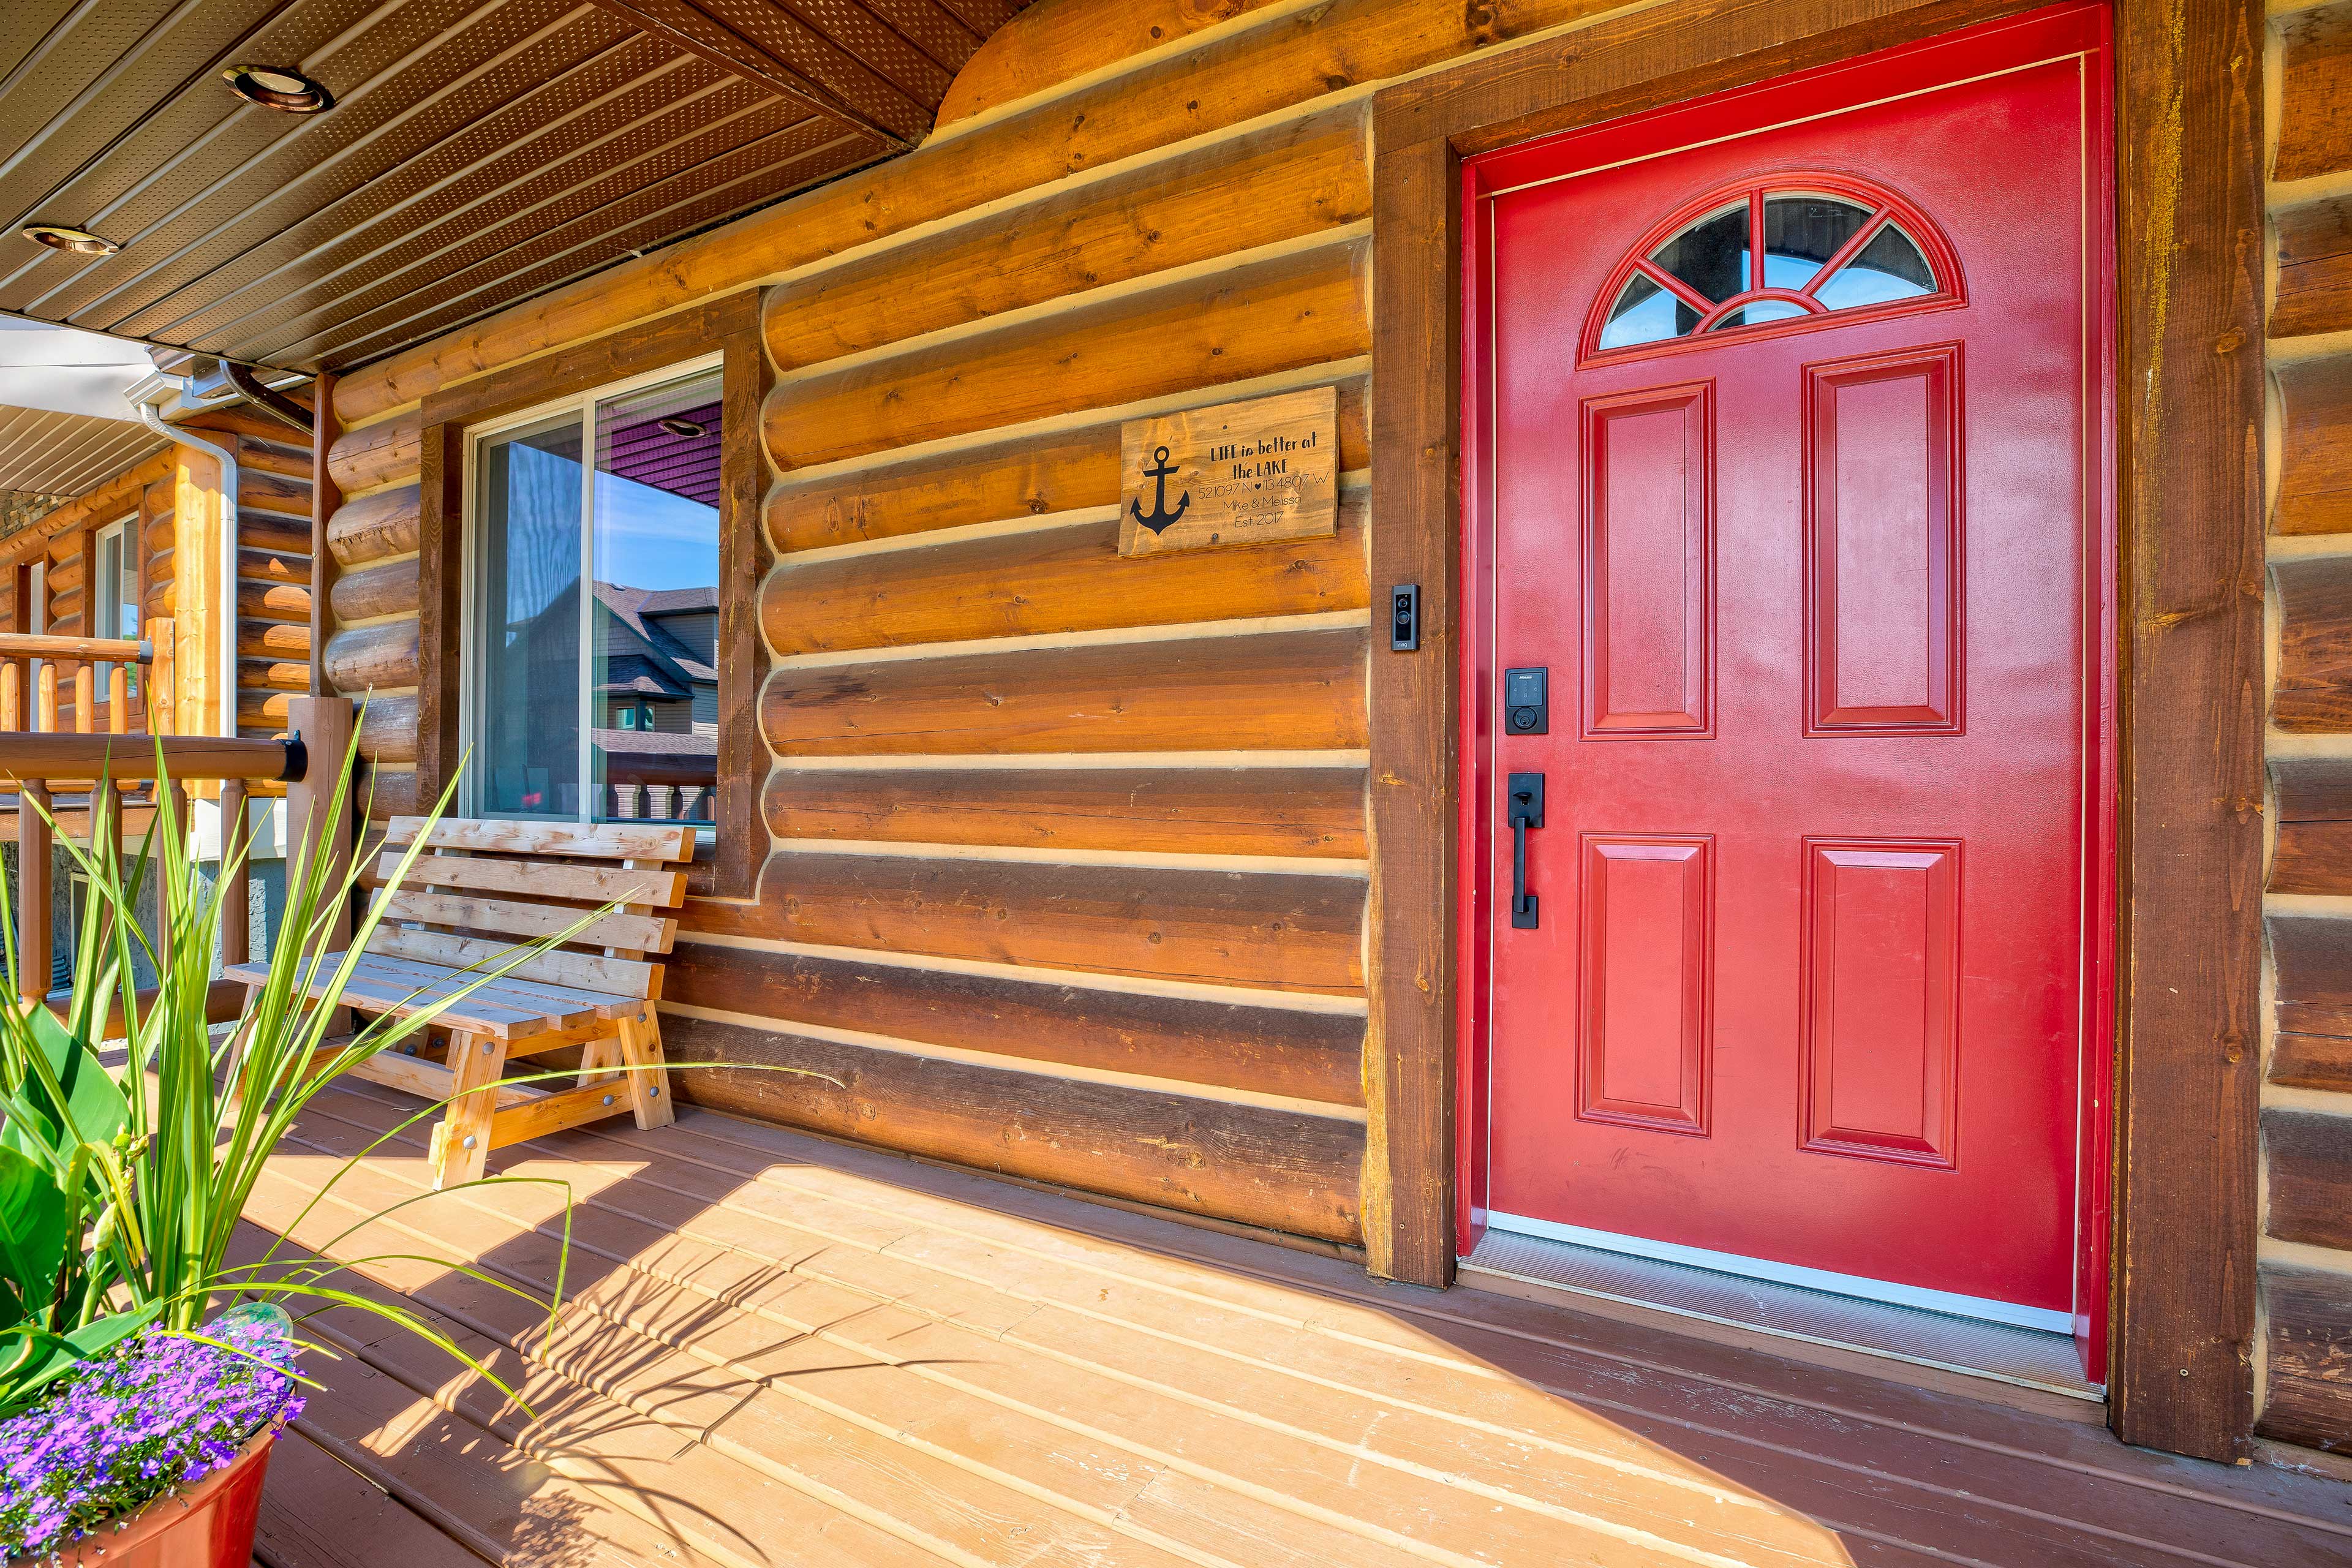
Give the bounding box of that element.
[21,224,118,256]
[658,418,707,439]
[222,63,333,113]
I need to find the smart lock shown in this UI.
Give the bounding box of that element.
[1504,667,1549,735]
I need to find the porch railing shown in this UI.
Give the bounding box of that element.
[0,674,351,1023]
[0,623,173,739]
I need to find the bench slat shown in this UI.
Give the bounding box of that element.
[379,890,676,954]
[367,925,660,1001]
[344,949,635,1023]
[228,960,559,1039]
[377,851,687,908]
[385,816,693,862]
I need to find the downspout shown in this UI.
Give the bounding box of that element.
[129,376,237,741]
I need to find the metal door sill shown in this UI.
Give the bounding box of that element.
[1461,1227,2105,1408]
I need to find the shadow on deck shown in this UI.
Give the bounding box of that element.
[237,1079,2352,1568]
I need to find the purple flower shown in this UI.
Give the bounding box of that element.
[0,1318,301,1559]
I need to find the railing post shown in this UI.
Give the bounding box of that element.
[15,781,48,1003]
[72,663,92,735]
[36,663,56,733]
[149,619,173,736]
[1,660,17,729]
[285,695,355,957]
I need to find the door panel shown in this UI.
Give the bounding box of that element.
[1479,21,2106,1320]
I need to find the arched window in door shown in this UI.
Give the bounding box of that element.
[1586,176,1964,357]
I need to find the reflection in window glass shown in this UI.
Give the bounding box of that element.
[1648,202,1749,306]
[1760,195,1872,291]
[1811,223,1938,309]
[476,413,583,818]
[1708,300,1809,330]
[1600,271,1700,349]
[590,371,722,826]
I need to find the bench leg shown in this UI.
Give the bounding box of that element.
[431,1029,507,1189]
[614,1009,673,1131]
[575,1035,620,1089]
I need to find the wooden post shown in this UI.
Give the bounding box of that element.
[16,782,48,1003]
[285,694,356,965]
[1,662,18,730]
[149,618,174,736]
[107,666,127,735]
[309,372,341,698]
[72,663,92,735]
[217,778,249,970]
[37,663,58,733]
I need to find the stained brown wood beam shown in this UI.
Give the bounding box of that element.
[586,0,919,147]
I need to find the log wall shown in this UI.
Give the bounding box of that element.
[182,405,316,777]
[2263,0,2352,1457]
[320,0,1631,1245]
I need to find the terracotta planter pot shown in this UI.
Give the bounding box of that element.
[23,1430,276,1568]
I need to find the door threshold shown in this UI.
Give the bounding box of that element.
[1461,1227,2105,1414]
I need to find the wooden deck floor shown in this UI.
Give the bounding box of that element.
[240,1078,2352,1568]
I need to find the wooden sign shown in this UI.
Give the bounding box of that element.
[1118,386,1338,557]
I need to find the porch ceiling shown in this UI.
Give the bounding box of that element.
[0,0,1026,378]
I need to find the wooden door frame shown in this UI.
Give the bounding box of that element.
[1364,0,2265,1461]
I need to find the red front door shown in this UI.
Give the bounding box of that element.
[1473,9,2113,1329]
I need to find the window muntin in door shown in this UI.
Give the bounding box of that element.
[1588,176,1962,360]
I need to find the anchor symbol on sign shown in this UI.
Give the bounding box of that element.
[1129,445,1191,534]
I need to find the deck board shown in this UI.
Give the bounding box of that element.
[245,1079,2352,1568]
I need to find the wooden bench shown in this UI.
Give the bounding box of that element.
[228,816,693,1188]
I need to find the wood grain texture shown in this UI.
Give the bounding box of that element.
[329,559,419,624]
[2274,555,2352,731]
[763,242,1371,470]
[2263,1106,2352,1251]
[2273,195,2352,341]
[664,1014,1367,1241]
[2269,910,2352,1038]
[695,851,1367,993]
[2277,355,2352,537]
[323,620,423,693]
[356,693,421,765]
[935,0,1286,126]
[662,942,1366,1103]
[2270,753,2352,894]
[762,764,1369,857]
[2258,1263,2352,1453]
[311,371,342,697]
[333,0,1632,428]
[2271,1032,2352,1093]
[2274,1,2352,185]
[416,292,760,432]
[764,498,1367,654]
[325,409,421,497]
[1360,130,1460,1288]
[328,484,421,567]
[765,379,1368,552]
[238,578,310,625]
[762,627,1369,755]
[414,423,464,796]
[709,318,773,901]
[763,109,1370,372]
[2108,0,2266,1460]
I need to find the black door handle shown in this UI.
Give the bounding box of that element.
[1507,772,1544,930]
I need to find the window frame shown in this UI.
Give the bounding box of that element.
[459,350,725,833]
[413,290,769,900]
[1577,171,1966,365]
[92,514,138,712]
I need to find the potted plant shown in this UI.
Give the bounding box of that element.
[0,746,579,1567]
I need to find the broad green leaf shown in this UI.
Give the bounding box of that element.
[0,1144,67,1321]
